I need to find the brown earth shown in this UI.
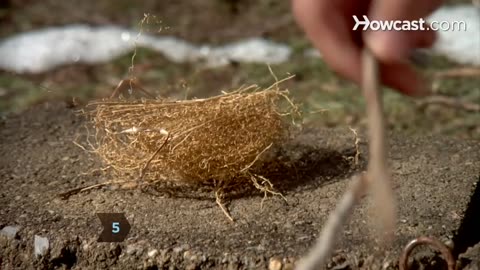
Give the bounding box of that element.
[0,102,479,269]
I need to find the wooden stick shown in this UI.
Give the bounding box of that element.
[361,48,396,241]
[416,95,480,113]
[296,49,396,270]
[295,174,368,270]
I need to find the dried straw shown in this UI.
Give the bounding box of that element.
[86,79,300,191]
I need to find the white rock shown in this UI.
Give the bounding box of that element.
[0,226,20,239]
[125,244,138,255]
[268,258,282,270]
[147,249,159,257]
[34,235,49,257]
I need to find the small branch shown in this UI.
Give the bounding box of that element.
[295,174,368,270]
[416,95,480,113]
[433,67,480,78]
[58,180,129,199]
[296,49,396,270]
[361,48,396,241]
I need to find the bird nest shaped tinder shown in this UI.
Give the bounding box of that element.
[87,82,301,190]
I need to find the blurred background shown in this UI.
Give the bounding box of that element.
[0,0,479,139]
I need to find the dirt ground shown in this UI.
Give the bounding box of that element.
[1,1,479,269]
[1,102,479,269]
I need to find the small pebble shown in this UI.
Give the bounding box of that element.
[184,250,197,261]
[269,258,282,270]
[147,249,158,257]
[125,244,143,255]
[173,244,189,254]
[34,235,49,258]
[445,239,454,249]
[0,226,20,239]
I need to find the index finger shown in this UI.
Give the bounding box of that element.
[292,0,364,85]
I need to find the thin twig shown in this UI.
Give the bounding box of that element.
[250,174,287,209]
[58,179,130,199]
[72,140,94,153]
[362,48,396,241]
[295,174,368,270]
[240,143,273,172]
[416,95,480,113]
[296,49,396,270]
[215,190,234,222]
[433,67,480,78]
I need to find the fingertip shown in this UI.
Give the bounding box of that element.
[291,0,321,28]
[365,31,411,64]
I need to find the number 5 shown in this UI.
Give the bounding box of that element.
[112,222,120,234]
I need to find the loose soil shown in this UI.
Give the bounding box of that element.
[1,102,479,269]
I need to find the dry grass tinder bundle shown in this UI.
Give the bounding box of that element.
[87,81,300,190]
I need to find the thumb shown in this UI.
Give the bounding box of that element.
[364,27,436,64]
[364,0,440,63]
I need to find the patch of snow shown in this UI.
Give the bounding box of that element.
[0,25,290,73]
[427,5,480,65]
[0,25,136,73]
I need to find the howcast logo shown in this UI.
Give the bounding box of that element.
[352,15,427,31]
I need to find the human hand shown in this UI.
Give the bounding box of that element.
[292,0,443,96]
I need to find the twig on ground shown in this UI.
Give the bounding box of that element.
[433,67,480,78]
[215,190,234,222]
[416,95,480,113]
[58,179,132,199]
